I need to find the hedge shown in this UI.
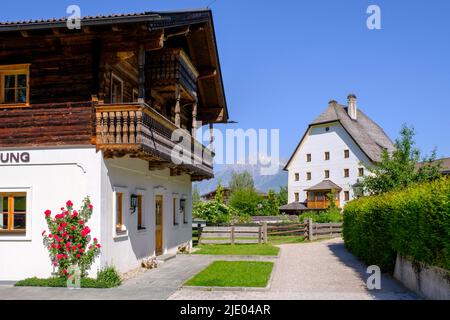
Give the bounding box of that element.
[343,178,450,272]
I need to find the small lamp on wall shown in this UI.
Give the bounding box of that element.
[130,194,138,214]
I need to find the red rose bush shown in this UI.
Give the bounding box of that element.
[42,197,100,278]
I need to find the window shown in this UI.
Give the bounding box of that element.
[358,168,365,177]
[173,198,178,226]
[344,191,350,201]
[110,73,123,103]
[344,149,350,158]
[180,199,187,224]
[325,152,330,160]
[295,173,300,181]
[0,64,30,106]
[325,170,330,179]
[294,193,299,202]
[307,172,311,181]
[132,88,139,102]
[344,169,350,178]
[316,192,324,201]
[115,192,124,233]
[306,154,311,162]
[0,193,27,233]
[137,195,144,230]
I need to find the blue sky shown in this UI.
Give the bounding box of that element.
[2,0,449,162]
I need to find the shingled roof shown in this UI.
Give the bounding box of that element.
[305,179,342,191]
[285,99,395,170]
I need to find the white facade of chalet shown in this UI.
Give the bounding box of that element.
[284,95,395,210]
[0,147,192,281]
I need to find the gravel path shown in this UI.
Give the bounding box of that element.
[168,239,418,300]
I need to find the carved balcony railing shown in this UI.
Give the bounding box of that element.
[95,103,213,180]
[147,48,199,102]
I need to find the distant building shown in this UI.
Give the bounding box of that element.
[282,94,395,214]
[417,157,450,176]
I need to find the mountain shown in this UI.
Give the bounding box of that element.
[194,160,288,195]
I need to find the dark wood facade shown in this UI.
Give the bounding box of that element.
[0,10,228,181]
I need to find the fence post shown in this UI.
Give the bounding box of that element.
[308,218,313,241]
[231,226,235,245]
[263,222,268,244]
[197,223,202,244]
[258,224,262,244]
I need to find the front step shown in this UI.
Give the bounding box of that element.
[156,253,176,263]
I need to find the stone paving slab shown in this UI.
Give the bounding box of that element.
[0,254,276,300]
[169,239,419,300]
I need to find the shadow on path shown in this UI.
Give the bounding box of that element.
[326,241,418,300]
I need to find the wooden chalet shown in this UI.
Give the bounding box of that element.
[0,10,228,181]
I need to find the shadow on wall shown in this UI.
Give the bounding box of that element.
[326,242,419,300]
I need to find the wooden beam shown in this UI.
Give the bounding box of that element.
[164,26,190,40]
[138,44,146,103]
[20,30,29,38]
[198,68,217,80]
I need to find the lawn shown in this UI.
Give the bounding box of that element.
[193,244,279,256]
[268,235,305,245]
[185,261,273,287]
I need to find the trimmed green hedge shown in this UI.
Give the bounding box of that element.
[343,178,450,272]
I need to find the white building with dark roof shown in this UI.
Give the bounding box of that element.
[282,94,395,213]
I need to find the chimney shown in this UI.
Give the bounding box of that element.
[347,94,357,120]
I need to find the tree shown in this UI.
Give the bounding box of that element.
[229,171,255,192]
[277,186,288,206]
[262,189,280,216]
[215,183,224,204]
[362,124,442,195]
[192,186,201,205]
[229,188,263,216]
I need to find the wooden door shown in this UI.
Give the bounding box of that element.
[155,195,163,256]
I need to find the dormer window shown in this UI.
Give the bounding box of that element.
[0,64,30,107]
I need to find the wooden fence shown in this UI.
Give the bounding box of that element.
[198,225,264,245]
[195,219,343,244]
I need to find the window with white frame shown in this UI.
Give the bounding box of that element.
[180,199,187,224]
[0,192,27,233]
[173,197,179,226]
[114,188,127,235]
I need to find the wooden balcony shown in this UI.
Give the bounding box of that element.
[95,103,213,180]
[306,200,341,210]
[306,191,341,209]
[147,48,199,102]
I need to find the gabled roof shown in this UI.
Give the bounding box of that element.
[0,9,229,124]
[279,202,308,211]
[305,179,342,191]
[284,101,395,170]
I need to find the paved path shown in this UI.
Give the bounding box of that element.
[168,239,418,300]
[0,239,418,300]
[0,255,274,300]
